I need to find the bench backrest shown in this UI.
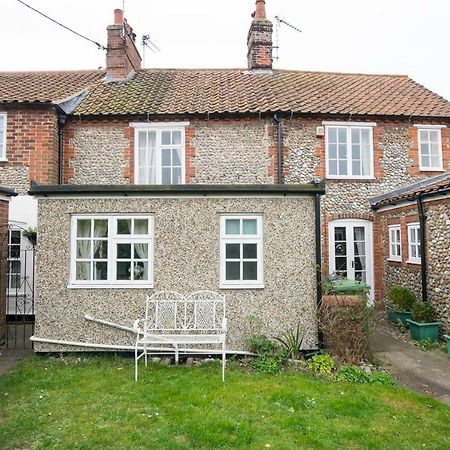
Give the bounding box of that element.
[144,291,226,332]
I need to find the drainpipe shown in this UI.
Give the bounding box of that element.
[417,195,428,302]
[57,113,67,185]
[273,114,283,184]
[315,191,324,348]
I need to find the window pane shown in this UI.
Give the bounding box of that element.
[9,246,20,259]
[328,143,337,159]
[226,243,240,259]
[226,262,240,280]
[243,262,258,280]
[77,219,91,237]
[430,154,441,168]
[117,219,131,234]
[134,219,148,235]
[329,159,337,175]
[338,128,346,142]
[161,131,171,145]
[328,128,337,143]
[117,262,131,280]
[161,148,171,166]
[338,160,347,175]
[94,220,108,237]
[420,143,430,156]
[138,131,147,148]
[172,167,182,184]
[335,257,347,271]
[334,227,346,241]
[93,241,108,259]
[421,155,431,168]
[134,243,148,259]
[351,128,360,144]
[172,131,182,145]
[338,144,347,159]
[93,262,108,280]
[352,161,361,176]
[225,219,240,235]
[133,261,148,281]
[77,240,91,259]
[354,227,365,241]
[11,231,21,244]
[335,242,346,256]
[10,260,20,274]
[10,274,20,289]
[76,262,91,280]
[172,148,182,166]
[429,130,439,143]
[351,144,361,160]
[243,243,257,259]
[162,167,172,184]
[243,219,257,235]
[361,129,370,145]
[117,243,131,258]
[354,256,366,271]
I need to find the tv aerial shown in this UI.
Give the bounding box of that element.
[142,35,161,67]
[273,16,302,62]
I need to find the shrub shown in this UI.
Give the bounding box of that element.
[246,334,288,374]
[274,323,304,359]
[411,302,437,323]
[307,352,335,374]
[388,286,416,312]
[318,297,373,364]
[334,365,394,385]
[415,339,437,351]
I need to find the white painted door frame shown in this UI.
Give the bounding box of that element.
[328,219,374,302]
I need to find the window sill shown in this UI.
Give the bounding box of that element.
[219,284,264,290]
[387,258,402,263]
[419,167,444,172]
[406,260,421,265]
[67,284,153,289]
[0,158,8,162]
[326,176,376,181]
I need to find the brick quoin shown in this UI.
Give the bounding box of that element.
[0,199,9,346]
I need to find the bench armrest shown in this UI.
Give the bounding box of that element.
[133,319,143,334]
[221,317,228,333]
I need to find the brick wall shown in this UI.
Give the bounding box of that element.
[0,107,59,194]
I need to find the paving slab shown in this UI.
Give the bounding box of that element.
[371,331,450,405]
[0,349,32,376]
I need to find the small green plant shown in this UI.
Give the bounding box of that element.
[388,286,416,312]
[274,323,304,359]
[415,339,437,352]
[307,352,335,374]
[247,334,288,374]
[411,302,437,323]
[334,365,394,385]
[395,319,408,334]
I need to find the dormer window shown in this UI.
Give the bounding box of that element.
[415,125,444,171]
[131,122,188,184]
[324,122,375,179]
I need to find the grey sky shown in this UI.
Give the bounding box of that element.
[2,0,449,101]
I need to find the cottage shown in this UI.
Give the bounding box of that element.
[1,0,450,351]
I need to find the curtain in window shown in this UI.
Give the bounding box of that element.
[138,131,157,184]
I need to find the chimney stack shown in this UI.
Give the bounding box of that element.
[247,0,273,72]
[106,9,142,80]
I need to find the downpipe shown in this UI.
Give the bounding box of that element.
[273,114,283,184]
[417,195,428,302]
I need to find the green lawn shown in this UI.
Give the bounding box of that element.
[0,355,449,449]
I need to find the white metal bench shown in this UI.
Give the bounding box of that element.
[133,291,227,381]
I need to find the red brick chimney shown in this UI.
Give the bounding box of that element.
[106,9,142,80]
[247,0,273,72]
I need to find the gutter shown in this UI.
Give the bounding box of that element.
[273,114,283,184]
[417,195,428,302]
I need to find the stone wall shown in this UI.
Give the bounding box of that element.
[378,197,450,330]
[34,195,318,352]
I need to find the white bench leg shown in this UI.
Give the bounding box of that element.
[174,344,179,365]
[222,339,226,382]
[135,343,139,382]
[144,342,148,367]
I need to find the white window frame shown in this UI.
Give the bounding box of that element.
[7,228,22,293]
[219,214,264,289]
[131,122,188,185]
[416,126,444,171]
[324,123,375,180]
[0,112,7,161]
[407,222,421,264]
[69,215,154,288]
[388,225,402,261]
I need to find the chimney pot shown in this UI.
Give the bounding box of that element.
[114,9,123,25]
[255,0,267,20]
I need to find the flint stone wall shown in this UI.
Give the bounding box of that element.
[34,195,318,352]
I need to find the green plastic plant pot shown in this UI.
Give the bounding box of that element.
[386,305,412,326]
[445,335,450,359]
[406,319,440,342]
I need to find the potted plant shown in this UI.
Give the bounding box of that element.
[23,226,37,246]
[406,302,440,342]
[386,286,416,326]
